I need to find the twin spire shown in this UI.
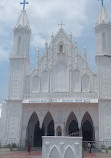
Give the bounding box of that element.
[15,0,110,65]
[16,1,110,30]
[15,10,30,29]
[96,5,110,26]
[15,0,30,29]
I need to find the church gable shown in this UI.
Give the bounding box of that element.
[53,28,71,44]
[28,27,97,96]
[48,28,72,61]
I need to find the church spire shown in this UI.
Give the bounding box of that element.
[15,10,31,30]
[95,4,111,56]
[95,5,110,27]
[15,0,30,30]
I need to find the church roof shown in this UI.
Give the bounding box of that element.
[53,27,71,42]
[96,6,110,26]
[15,10,30,30]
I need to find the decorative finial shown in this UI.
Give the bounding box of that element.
[98,0,103,6]
[70,32,72,41]
[75,40,78,55]
[84,46,87,60]
[51,32,54,37]
[37,47,39,55]
[20,0,29,10]
[58,21,65,29]
[51,33,54,42]
[45,41,48,48]
[75,40,78,48]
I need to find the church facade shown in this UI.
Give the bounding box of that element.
[0,5,111,147]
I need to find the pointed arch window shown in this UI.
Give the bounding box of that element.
[57,42,65,55]
[102,33,106,52]
[41,71,49,92]
[82,74,90,92]
[17,36,21,54]
[73,70,81,92]
[60,45,63,53]
[32,76,40,92]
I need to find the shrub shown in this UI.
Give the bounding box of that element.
[3,144,11,148]
[11,143,17,148]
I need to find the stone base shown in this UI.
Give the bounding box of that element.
[42,136,82,158]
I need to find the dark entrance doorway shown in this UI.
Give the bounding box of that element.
[43,112,55,136]
[47,120,54,136]
[56,126,62,136]
[26,112,45,147]
[34,122,44,147]
[82,120,93,141]
[68,120,79,136]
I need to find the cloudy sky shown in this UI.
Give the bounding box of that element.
[0,0,111,102]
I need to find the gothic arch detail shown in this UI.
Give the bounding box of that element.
[82,74,90,92]
[56,126,62,136]
[32,75,40,92]
[17,36,21,54]
[66,112,79,136]
[73,69,81,92]
[81,111,95,141]
[42,112,55,136]
[57,41,66,55]
[49,146,60,158]
[26,112,40,146]
[64,146,74,158]
[41,71,49,92]
[102,32,106,52]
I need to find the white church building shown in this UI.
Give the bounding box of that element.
[0,3,111,147]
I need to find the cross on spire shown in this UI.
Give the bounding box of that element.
[20,0,29,10]
[58,21,65,28]
[98,0,104,6]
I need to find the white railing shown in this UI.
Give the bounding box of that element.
[24,92,98,101]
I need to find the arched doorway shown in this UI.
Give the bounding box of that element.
[69,120,79,136]
[82,120,93,141]
[34,122,44,147]
[47,120,54,136]
[26,112,44,147]
[66,112,79,136]
[56,126,62,136]
[81,112,95,141]
[43,112,55,136]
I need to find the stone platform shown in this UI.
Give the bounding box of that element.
[42,136,82,158]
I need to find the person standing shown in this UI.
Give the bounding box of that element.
[28,143,31,154]
[87,142,91,153]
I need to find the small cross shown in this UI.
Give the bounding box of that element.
[58,21,65,29]
[20,0,29,10]
[98,0,104,6]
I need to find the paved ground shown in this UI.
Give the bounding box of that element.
[0,151,42,158]
[0,150,111,158]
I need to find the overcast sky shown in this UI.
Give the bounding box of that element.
[0,0,111,102]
